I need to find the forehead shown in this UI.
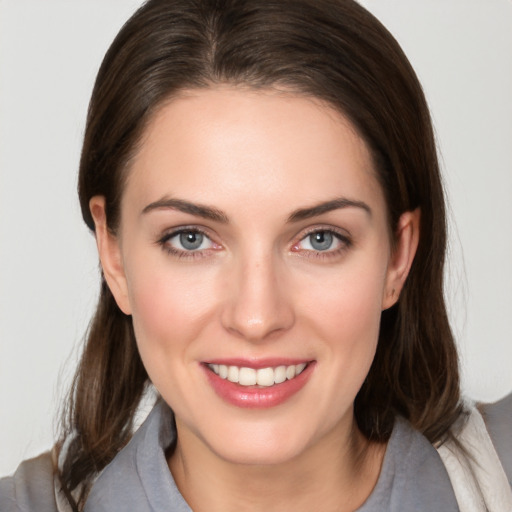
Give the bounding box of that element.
[124,87,386,220]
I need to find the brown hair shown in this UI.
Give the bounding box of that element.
[62,0,462,508]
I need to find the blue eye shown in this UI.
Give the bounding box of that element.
[165,230,214,252]
[308,231,334,251]
[296,230,348,253]
[179,231,205,250]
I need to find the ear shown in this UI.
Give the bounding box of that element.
[89,196,132,315]
[382,208,420,310]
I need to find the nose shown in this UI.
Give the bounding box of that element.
[220,250,295,342]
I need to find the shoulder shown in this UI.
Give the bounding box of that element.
[435,396,512,511]
[359,418,459,511]
[390,419,459,508]
[84,401,189,511]
[0,451,59,512]
[480,392,512,484]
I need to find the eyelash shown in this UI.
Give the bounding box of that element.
[156,226,352,260]
[291,227,352,260]
[157,227,219,260]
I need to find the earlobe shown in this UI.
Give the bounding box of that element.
[382,208,421,310]
[89,196,132,315]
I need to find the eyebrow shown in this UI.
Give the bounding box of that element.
[141,196,371,224]
[141,197,229,223]
[287,197,371,223]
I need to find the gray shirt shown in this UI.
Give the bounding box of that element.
[2,394,511,511]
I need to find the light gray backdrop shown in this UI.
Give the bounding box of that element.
[1,0,511,476]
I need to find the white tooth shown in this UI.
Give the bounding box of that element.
[286,365,296,380]
[227,365,239,383]
[274,365,287,384]
[219,365,228,379]
[256,367,275,387]
[295,363,307,375]
[211,364,219,374]
[238,367,257,386]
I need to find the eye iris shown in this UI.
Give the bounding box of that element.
[310,231,333,251]
[179,232,203,250]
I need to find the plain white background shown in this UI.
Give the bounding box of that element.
[0,0,511,476]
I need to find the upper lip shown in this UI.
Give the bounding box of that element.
[203,358,313,369]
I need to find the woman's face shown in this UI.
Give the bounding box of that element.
[92,87,417,465]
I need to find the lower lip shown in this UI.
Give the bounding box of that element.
[203,363,315,409]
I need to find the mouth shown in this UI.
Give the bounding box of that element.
[203,360,315,408]
[207,362,308,387]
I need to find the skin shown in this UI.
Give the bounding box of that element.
[91,87,420,512]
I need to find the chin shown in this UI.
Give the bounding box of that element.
[214,441,305,466]
[200,418,319,466]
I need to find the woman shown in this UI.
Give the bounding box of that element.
[1,0,511,511]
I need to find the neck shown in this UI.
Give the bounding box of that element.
[168,415,386,512]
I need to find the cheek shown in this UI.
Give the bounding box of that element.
[125,256,219,359]
[297,254,388,387]
[125,257,224,405]
[316,278,384,406]
[302,258,386,336]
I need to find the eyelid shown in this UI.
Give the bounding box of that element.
[156,224,351,259]
[157,224,216,242]
[291,225,352,256]
[296,225,351,244]
[157,225,222,257]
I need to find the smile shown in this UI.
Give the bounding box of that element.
[203,360,315,408]
[207,363,308,387]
